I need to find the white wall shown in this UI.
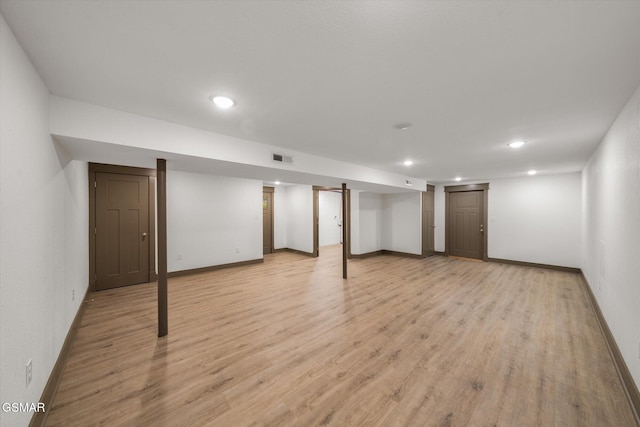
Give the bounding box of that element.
[582,85,640,389]
[167,171,262,272]
[358,192,384,254]
[433,175,581,268]
[488,173,582,267]
[349,190,361,254]
[350,191,419,256]
[285,185,313,253]
[382,192,422,255]
[319,191,342,246]
[0,15,88,427]
[273,186,288,249]
[274,185,341,252]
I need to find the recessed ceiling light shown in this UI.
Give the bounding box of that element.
[393,122,412,130]
[509,141,526,148]
[210,95,234,109]
[528,170,537,175]
[455,177,462,182]
[275,181,281,185]
[403,160,414,166]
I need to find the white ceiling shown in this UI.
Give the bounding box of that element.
[2,0,640,184]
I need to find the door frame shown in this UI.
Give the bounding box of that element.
[263,186,275,254]
[89,163,157,292]
[421,184,435,257]
[444,183,489,261]
[312,186,350,258]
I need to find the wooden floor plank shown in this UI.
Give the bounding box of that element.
[45,245,636,426]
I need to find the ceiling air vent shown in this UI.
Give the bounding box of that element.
[272,153,293,164]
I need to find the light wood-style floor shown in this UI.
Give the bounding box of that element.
[46,245,636,426]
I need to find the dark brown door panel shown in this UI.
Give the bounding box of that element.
[449,191,483,259]
[263,189,274,254]
[96,173,150,290]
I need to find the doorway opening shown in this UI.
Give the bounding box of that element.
[312,186,350,258]
[263,186,274,255]
[422,185,435,257]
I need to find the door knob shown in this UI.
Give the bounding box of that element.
[141,232,148,240]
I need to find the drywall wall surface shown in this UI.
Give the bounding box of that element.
[167,171,262,271]
[0,15,88,427]
[382,192,421,255]
[582,85,640,389]
[349,190,361,255]
[358,192,384,254]
[434,176,580,266]
[285,185,313,253]
[273,186,288,249]
[434,186,446,252]
[50,96,427,192]
[488,173,581,267]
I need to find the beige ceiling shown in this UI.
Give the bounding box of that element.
[2,0,639,184]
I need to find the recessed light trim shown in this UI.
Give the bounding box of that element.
[275,181,281,185]
[528,170,537,176]
[509,141,526,148]
[403,160,414,166]
[455,177,462,182]
[393,122,412,130]
[210,95,234,109]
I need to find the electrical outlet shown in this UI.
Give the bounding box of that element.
[235,248,240,254]
[26,359,32,387]
[177,254,183,261]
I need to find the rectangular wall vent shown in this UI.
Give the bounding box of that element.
[272,153,293,164]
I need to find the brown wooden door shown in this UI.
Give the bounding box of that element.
[95,173,150,290]
[449,191,483,259]
[263,189,274,254]
[422,190,435,257]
